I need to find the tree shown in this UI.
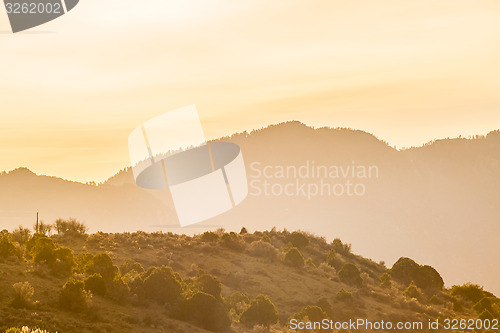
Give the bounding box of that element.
[173,292,230,332]
[284,247,304,267]
[403,281,421,299]
[86,253,117,282]
[30,236,56,263]
[338,263,363,287]
[287,232,309,248]
[53,247,76,274]
[141,266,182,304]
[240,295,279,327]
[84,273,107,296]
[53,218,88,237]
[59,278,89,311]
[0,232,17,258]
[195,274,222,299]
[119,259,144,275]
[11,226,31,245]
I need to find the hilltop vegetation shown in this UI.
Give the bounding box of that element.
[0,220,498,332]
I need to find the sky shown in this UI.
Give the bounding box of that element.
[1,0,500,182]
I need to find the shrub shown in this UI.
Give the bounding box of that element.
[200,231,219,242]
[11,282,34,308]
[220,232,245,251]
[11,226,32,245]
[391,257,443,290]
[109,276,130,303]
[292,305,328,321]
[287,232,309,248]
[74,253,93,273]
[141,266,182,304]
[338,263,363,287]
[240,227,248,235]
[224,292,250,315]
[195,274,222,299]
[84,274,107,296]
[53,218,88,237]
[248,241,278,261]
[451,283,486,303]
[0,232,17,258]
[59,278,90,311]
[30,236,56,264]
[284,247,304,267]
[240,295,279,327]
[331,238,351,255]
[261,234,271,243]
[52,247,76,274]
[119,259,144,275]
[85,253,118,282]
[336,288,353,302]
[173,292,230,332]
[403,281,420,299]
[326,249,336,267]
[379,272,392,289]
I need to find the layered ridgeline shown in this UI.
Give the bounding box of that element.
[0,227,498,333]
[1,122,499,297]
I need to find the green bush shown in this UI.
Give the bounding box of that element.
[200,231,219,242]
[287,232,309,248]
[11,282,34,308]
[195,274,222,299]
[292,305,328,321]
[141,266,182,304]
[284,247,304,267]
[379,272,392,289]
[338,263,363,287]
[173,292,230,332]
[59,278,89,311]
[53,218,88,238]
[119,259,144,275]
[391,257,444,290]
[335,288,353,302]
[52,247,76,274]
[0,232,17,258]
[240,295,279,327]
[403,281,421,299]
[11,226,32,245]
[224,292,250,315]
[84,273,107,296]
[248,240,278,261]
[85,253,118,282]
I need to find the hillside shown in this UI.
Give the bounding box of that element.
[0,227,498,333]
[0,122,499,297]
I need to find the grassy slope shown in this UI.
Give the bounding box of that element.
[0,229,495,333]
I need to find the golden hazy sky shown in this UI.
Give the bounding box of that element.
[1,0,500,182]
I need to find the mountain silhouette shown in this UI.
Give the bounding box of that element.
[1,122,499,295]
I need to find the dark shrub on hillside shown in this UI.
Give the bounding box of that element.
[141,266,182,304]
[403,281,421,299]
[379,272,392,289]
[195,274,222,299]
[200,231,219,242]
[11,282,34,308]
[240,295,279,327]
[11,226,31,245]
[248,240,278,261]
[338,263,363,287]
[240,227,248,235]
[84,274,107,296]
[53,218,88,238]
[335,288,353,302]
[59,278,89,311]
[120,259,144,275]
[287,232,309,248]
[450,283,487,303]
[284,247,304,267]
[326,249,336,268]
[86,253,118,282]
[221,232,245,251]
[331,238,351,255]
[292,305,328,321]
[224,292,250,315]
[52,247,76,274]
[173,292,230,332]
[30,236,56,263]
[391,257,444,291]
[75,253,93,273]
[109,276,130,303]
[0,232,17,258]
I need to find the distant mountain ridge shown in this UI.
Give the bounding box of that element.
[1,121,499,295]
